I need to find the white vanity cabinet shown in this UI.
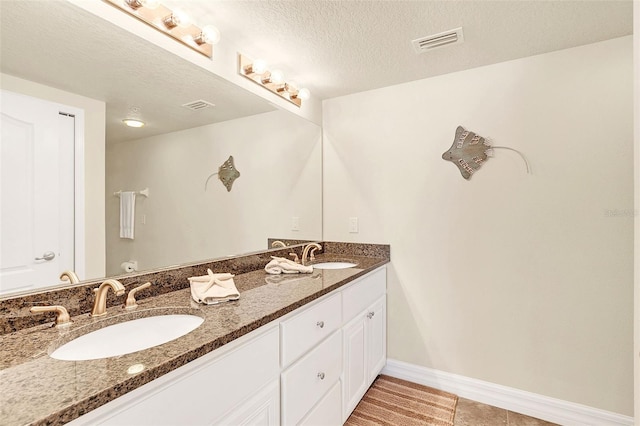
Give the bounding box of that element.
[69,265,387,426]
[69,325,281,426]
[282,266,387,425]
[341,268,387,423]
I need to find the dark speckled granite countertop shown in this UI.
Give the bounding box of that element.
[0,245,389,426]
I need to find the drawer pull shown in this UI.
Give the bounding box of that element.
[316,321,325,328]
[317,372,325,380]
[367,311,375,319]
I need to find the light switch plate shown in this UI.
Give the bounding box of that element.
[291,216,300,231]
[349,217,358,233]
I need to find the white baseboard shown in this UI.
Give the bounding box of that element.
[381,359,633,426]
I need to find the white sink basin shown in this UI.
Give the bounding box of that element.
[312,262,358,270]
[50,314,204,361]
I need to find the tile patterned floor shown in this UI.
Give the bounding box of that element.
[454,398,558,426]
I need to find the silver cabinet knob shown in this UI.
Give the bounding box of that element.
[367,311,375,319]
[35,251,55,261]
[317,372,325,380]
[316,321,324,328]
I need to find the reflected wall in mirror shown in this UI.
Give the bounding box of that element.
[0,0,322,296]
[106,108,321,275]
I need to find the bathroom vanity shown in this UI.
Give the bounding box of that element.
[0,243,389,425]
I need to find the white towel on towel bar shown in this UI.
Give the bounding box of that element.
[119,191,136,239]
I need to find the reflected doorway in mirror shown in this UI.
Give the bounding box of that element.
[0,91,79,295]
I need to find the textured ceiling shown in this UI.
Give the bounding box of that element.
[0,1,275,144]
[167,0,634,100]
[0,1,633,144]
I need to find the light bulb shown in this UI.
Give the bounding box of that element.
[270,69,285,85]
[252,59,268,75]
[197,25,220,45]
[297,88,310,100]
[172,8,191,27]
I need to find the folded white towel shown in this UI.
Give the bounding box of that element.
[264,256,313,275]
[188,269,239,305]
[119,191,136,239]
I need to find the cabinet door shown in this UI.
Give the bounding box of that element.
[218,380,279,426]
[342,315,368,422]
[366,296,387,384]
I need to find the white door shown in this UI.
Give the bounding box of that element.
[0,90,75,295]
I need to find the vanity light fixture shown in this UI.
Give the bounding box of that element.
[104,0,219,58]
[123,118,145,128]
[238,53,310,108]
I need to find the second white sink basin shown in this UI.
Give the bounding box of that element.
[312,262,358,270]
[50,314,204,361]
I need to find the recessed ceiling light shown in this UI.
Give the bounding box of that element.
[123,118,145,128]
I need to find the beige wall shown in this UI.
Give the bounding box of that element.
[1,73,106,279]
[323,36,634,415]
[106,109,322,275]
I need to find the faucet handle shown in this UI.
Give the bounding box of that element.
[59,270,80,284]
[289,253,300,263]
[30,305,71,327]
[125,282,152,310]
[309,245,321,261]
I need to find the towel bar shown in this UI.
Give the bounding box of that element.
[114,188,149,197]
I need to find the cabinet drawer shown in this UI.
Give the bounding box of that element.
[342,267,386,323]
[280,292,341,367]
[299,380,342,426]
[281,330,342,426]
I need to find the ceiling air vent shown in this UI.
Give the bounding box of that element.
[182,100,216,111]
[411,27,464,54]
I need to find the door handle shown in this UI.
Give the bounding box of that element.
[35,251,55,261]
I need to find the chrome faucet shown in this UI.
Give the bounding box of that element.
[59,270,80,284]
[301,243,322,266]
[91,279,125,317]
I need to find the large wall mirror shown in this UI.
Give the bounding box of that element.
[0,0,322,297]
